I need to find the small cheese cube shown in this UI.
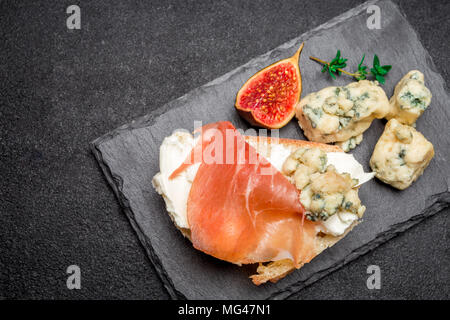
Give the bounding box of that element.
[336,133,363,152]
[386,70,432,125]
[370,119,434,190]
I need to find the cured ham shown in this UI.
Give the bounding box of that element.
[170,121,316,266]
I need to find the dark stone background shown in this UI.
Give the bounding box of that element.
[1,0,448,299]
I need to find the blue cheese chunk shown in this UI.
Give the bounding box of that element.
[296,80,390,143]
[370,119,434,190]
[386,70,432,125]
[336,133,363,152]
[282,148,370,236]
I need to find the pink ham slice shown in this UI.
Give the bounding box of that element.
[170,121,316,266]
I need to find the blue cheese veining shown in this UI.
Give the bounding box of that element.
[386,70,432,125]
[295,80,390,144]
[370,119,434,190]
[281,147,374,236]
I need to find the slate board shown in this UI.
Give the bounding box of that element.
[91,0,450,300]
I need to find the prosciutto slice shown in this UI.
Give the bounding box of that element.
[170,121,316,266]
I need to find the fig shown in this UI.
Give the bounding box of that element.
[235,43,304,129]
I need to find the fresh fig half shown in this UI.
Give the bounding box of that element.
[235,43,304,129]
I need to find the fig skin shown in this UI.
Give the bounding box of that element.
[236,107,296,129]
[235,43,304,129]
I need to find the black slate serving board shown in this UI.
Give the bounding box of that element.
[91,0,450,299]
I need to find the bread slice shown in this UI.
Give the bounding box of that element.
[243,135,359,285]
[167,135,360,285]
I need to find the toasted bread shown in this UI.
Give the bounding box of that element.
[163,134,360,285]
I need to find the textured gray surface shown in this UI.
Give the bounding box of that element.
[92,0,449,299]
[1,0,449,299]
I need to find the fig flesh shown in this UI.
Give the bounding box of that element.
[235,43,304,129]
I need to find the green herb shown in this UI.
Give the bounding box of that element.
[319,50,348,79]
[310,50,350,79]
[355,55,368,80]
[310,50,392,84]
[370,55,392,84]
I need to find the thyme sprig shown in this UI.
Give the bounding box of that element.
[321,50,347,79]
[370,54,392,84]
[355,54,368,80]
[310,50,392,84]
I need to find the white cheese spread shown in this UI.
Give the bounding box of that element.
[152,131,199,229]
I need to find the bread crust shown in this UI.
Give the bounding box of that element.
[249,220,359,285]
[244,135,342,153]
